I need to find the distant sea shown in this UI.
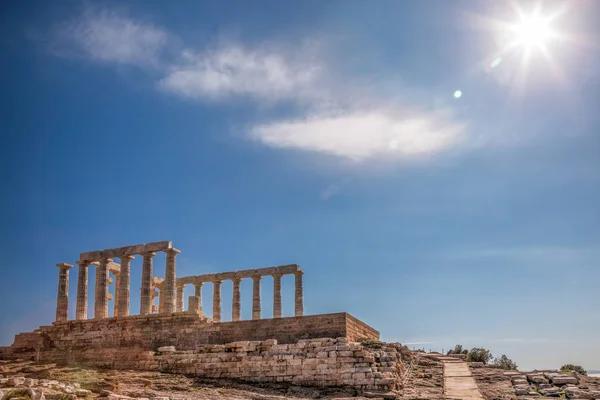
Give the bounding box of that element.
[589,370,600,378]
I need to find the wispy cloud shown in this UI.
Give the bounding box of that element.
[320,178,351,200]
[160,45,321,102]
[57,9,167,66]
[252,109,464,161]
[53,9,467,164]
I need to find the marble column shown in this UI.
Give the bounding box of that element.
[112,272,120,317]
[273,273,282,318]
[163,248,180,313]
[117,255,134,317]
[232,278,241,321]
[176,285,185,312]
[75,261,89,320]
[213,280,222,322]
[95,258,110,319]
[252,276,262,320]
[140,252,156,315]
[294,271,304,317]
[55,263,73,322]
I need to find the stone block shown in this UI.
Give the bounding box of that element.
[551,375,578,385]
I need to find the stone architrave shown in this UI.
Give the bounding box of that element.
[94,259,110,319]
[213,280,222,322]
[252,276,262,320]
[163,248,180,313]
[232,278,241,321]
[55,263,73,322]
[140,252,156,315]
[273,273,283,318]
[294,271,304,317]
[75,261,89,320]
[117,255,134,317]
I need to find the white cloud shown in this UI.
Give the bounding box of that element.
[160,45,320,101]
[60,10,167,66]
[251,109,464,161]
[53,11,467,164]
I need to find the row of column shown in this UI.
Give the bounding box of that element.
[55,253,303,323]
[177,271,304,322]
[55,248,180,322]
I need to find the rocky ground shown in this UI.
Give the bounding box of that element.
[0,360,399,400]
[470,364,600,400]
[3,358,599,400]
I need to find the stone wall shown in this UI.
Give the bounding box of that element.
[4,313,378,360]
[31,338,404,391]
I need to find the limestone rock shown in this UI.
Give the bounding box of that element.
[157,346,176,353]
[551,375,579,385]
[28,388,45,400]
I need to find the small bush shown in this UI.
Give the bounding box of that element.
[493,354,518,370]
[560,364,587,375]
[359,339,383,349]
[2,389,32,400]
[447,344,468,355]
[466,348,493,364]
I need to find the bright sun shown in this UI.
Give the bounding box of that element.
[511,14,555,49]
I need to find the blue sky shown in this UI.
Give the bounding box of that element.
[1,0,599,371]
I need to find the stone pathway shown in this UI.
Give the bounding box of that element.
[435,356,484,400]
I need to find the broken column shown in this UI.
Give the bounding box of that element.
[252,275,261,320]
[94,258,110,319]
[294,270,304,317]
[213,280,222,322]
[232,278,241,321]
[55,263,73,322]
[117,255,134,317]
[273,273,282,318]
[163,248,180,313]
[140,252,156,315]
[112,271,120,317]
[189,283,203,313]
[176,285,184,312]
[75,261,89,320]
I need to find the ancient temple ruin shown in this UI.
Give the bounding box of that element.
[55,241,305,324]
[2,241,395,392]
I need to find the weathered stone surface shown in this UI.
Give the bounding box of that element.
[80,242,172,261]
[551,375,579,385]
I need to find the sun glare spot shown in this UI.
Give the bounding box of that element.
[453,90,462,99]
[512,15,554,49]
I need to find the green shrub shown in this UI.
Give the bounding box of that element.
[447,344,468,355]
[466,348,493,364]
[493,354,518,370]
[560,364,587,375]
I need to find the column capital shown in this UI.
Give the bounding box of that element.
[213,279,223,285]
[99,258,113,264]
[119,255,135,260]
[231,277,242,284]
[140,251,157,258]
[165,248,181,255]
[194,282,204,287]
[251,275,262,281]
[294,270,304,276]
[56,263,73,269]
[76,260,90,267]
[272,273,283,279]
